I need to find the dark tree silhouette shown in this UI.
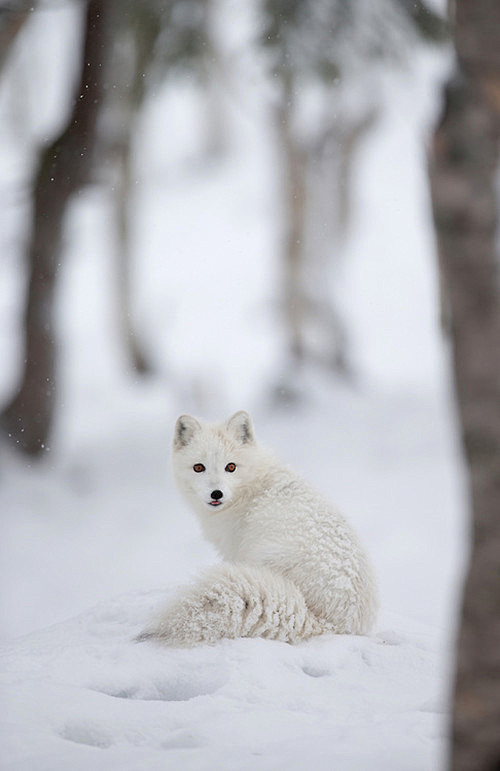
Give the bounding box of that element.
[0,0,110,454]
[429,1,500,769]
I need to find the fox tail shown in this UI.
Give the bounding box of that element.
[137,562,326,647]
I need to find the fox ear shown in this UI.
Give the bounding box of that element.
[173,415,201,448]
[225,411,255,445]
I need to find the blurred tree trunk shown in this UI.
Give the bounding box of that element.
[304,105,377,377]
[112,127,152,375]
[276,77,355,386]
[429,1,500,769]
[198,0,227,159]
[0,3,32,74]
[334,109,377,242]
[276,74,308,370]
[105,6,163,376]
[0,0,109,455]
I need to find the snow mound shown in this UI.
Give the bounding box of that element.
[0,589,449,771]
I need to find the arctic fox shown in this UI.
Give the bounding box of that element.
[139,411,378,646]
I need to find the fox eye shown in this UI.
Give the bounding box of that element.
[193,463,205,473]
[225,462,236,473]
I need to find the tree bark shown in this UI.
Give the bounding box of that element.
[428,1,500,769]
[1,0,109,455]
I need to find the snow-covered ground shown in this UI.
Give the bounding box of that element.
[1,593,450,771]
[0,5,466,770]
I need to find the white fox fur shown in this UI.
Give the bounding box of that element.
[140,411,378,646]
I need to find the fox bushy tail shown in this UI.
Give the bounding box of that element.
[138,562,326,646]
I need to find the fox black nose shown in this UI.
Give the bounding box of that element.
[211,489,223,500]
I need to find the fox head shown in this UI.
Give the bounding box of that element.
[172,411,258,513]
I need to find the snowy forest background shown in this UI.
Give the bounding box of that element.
[0,0,459,634]
[1,1,498,769]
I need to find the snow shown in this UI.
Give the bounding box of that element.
[1,595,449,771]
[0,380,466,769]
[0,5,465,770]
